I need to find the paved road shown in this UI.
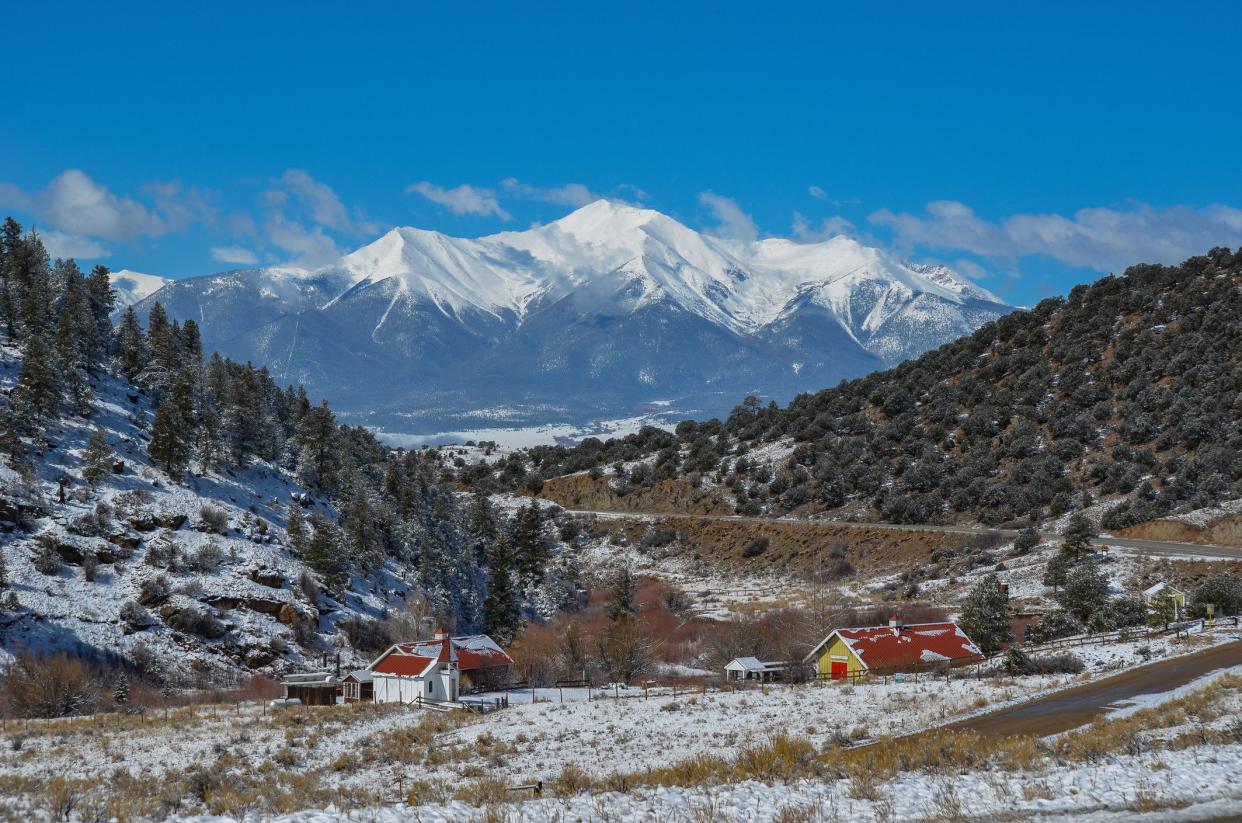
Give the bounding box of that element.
[561,507,1242,560]
[938,639,1242,738]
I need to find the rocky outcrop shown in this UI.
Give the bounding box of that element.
[247,566,285,589]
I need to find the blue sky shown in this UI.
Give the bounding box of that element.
[3,2,1242,305]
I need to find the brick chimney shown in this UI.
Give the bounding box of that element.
[889,615,903,634]
[434,628,447,641]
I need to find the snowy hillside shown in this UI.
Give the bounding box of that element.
[0,341,407,682]
[130,201,1011,434]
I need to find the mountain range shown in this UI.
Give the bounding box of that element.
[122,200,1011,436]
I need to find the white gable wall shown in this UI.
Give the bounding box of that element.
[372,663,460,704]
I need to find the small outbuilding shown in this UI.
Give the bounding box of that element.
[342,669,373,703]
[1143,582,1187,621]
[803,616,984,680]
[281,672,340,705]
[724,657,790,682]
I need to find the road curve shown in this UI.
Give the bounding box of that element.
[938,639,1242,738]
[559,507,1242,560]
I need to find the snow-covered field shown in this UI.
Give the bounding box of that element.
[434,673,1074,784]
[159,666,1242,823]
[173,741,1242,822]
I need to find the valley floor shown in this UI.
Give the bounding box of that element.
[0,632,1237,821]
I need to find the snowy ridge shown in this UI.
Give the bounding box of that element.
[109,270,173,310]
[129,200,1012,434]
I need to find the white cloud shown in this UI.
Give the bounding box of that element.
[871,200,1242,272]
[808,185,828,200]
[39,230,110,259]
[500,178,599,208]
[143,179,216,231]
[264,213,341,268]
[0,169,167,241]
[405,182,510,219]
[615,183,650,203]
[698,191,758,243]
[952,258,990,281]
[262,169,376,237]
[210,246,259,265]
[792,211,855,242]
[278,169,352,231]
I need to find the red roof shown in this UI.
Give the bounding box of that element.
[369,634,514,677]
[371,653,438,677]
[806,622,983,671]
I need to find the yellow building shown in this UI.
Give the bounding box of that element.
[803,617,984,679]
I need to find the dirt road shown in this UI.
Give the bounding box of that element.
[562,507,1242,560]
[940,639,1242,738]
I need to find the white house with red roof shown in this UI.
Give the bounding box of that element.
[369,631,514,704]
[803,616,984,680]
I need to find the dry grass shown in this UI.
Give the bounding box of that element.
[0,701,476,819]
[1,674,1239,818]
[610,672,1242,799]
[1119,514,1242,547]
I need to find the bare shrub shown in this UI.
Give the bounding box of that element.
[642,526,678,549]
[297,570,321,609]
[120,600,154,630]
[339,616,393,655]
[138,575,172,605]
[188,540,226,573]
[3,655,101,718]
[82,552,99,582]
[741,537,770,558]
[32,535,65,575]
[167,608,227,639]
[198,505,229,535]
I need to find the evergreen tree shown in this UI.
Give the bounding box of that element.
[286,503,308,556]
[295,401,339,488]
[85,265,115,364]
[0,545,8,591]
[482,534,520,644]
[141,301,176,396]
[341,480,384,571]
[607,566,638,622]
[305,514,347,596]
[148,374,194,479]
[13,231,51,338]
[1043,551,1070,594]
[513,500,549,583]
[0,216,21,338]
[1013,524,1041,553]
[15,332,59,424]
[54,304,91,416]
[82,426,114,485]
[1061,513,1095,563]
[112,674,129,706]
[958,573,1011,655]
[1058,558,1110,622]
[117,306,145,381]
[470,492,498,565]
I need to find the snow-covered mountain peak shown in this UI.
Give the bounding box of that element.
[110,269,173,309]
[125,202,1013,433]
[546,198,665,241]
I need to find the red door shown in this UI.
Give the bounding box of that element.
[831,661,848,680]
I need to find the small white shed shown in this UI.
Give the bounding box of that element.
[724,657,788,682]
